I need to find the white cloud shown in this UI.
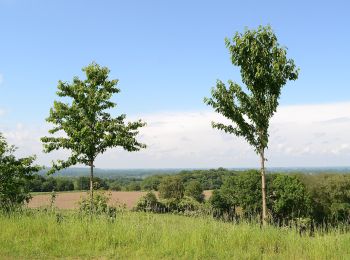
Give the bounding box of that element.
[1,102,350,168]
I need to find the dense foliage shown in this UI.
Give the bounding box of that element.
[25,168,236,193]
[271,175,312,222]
[213,171,312,222]
[158,176,184,200]
[297,174,350,224]
[141,168,236,191]
[26,175,142,192]
[134,169,350,226]
[184,180,204,202]
[0,134,41,211]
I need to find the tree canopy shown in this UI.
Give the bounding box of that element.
[41,63,146,173]
[204,25,298,153]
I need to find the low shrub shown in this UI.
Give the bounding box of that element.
[177,196,202,212]
[135,192,208,216]
[134,192,165,213]
[78,191,120,220]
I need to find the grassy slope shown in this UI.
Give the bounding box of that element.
[1,211,349,259]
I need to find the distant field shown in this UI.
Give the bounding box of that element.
[28,190,213,209]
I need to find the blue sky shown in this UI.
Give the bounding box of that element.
[1,1,350,168]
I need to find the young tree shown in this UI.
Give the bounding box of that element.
[41,63,146,210]
[204,25,299,225]
[0,133,41,211]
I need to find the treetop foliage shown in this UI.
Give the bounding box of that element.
[41,62,146,174]
[204,25,299,152]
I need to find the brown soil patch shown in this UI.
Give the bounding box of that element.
[28,190,213,210]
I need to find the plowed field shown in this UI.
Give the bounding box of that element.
[28,190,212,209]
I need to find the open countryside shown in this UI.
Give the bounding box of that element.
[1,1,350,259]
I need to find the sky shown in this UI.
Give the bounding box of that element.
[0,0,350,168]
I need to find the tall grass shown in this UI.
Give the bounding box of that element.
[1,210,349,259]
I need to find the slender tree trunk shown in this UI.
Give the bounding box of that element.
[89,160,94,213]
[260,149,268,226]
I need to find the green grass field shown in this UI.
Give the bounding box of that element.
[1,211,349,259]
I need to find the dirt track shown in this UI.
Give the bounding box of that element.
[28,190,212,209]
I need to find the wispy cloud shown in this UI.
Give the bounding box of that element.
[1,102,350,168]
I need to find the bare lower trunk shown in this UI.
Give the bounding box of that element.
[260,149,268,226]
[90,161,94,213]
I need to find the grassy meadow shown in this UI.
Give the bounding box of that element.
[1,210,350,259]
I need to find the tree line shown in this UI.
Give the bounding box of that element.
[136,170,350,226]
[24,168,234,192]
[26,175,144,192]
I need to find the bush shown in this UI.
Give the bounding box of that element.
[177,196,202,212]
[209,189,235,220]
[0,134,41,211]
[185,180,204,202]
[210,171,315,224]
[134,192,164,212]
[271,175,312,222]
[159,176,184,200]
[79,191,117,218]
[159,198,181,212]
[135,192,206,215]
[217,170,262,217]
